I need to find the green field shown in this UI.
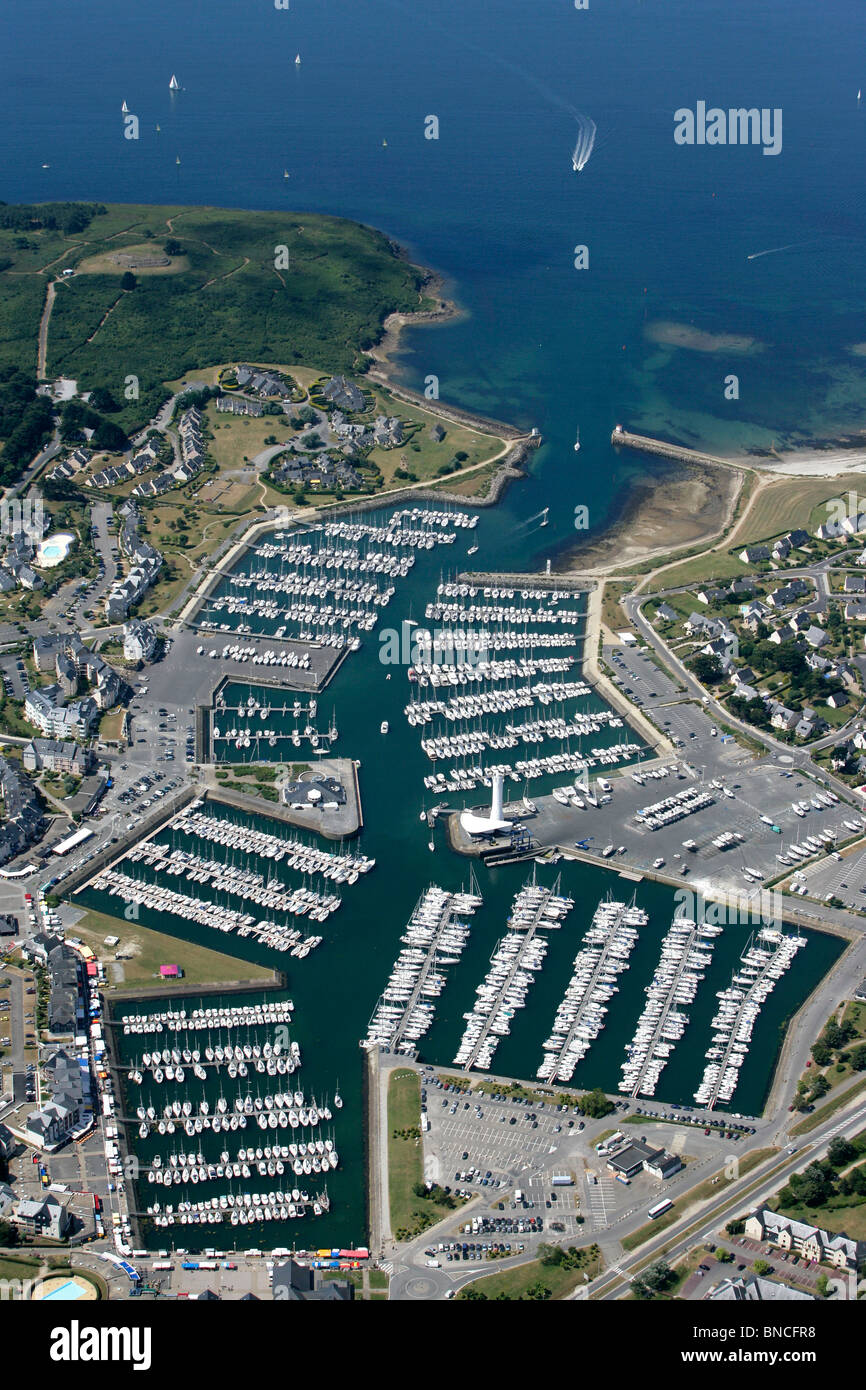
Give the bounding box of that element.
[456,1245,602,1300]
[387,1068,455,1240]
[791,1077,866,1136]
[70,908,275,989]
[0,201,423,428]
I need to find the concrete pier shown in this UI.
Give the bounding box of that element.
[610,426,743,473]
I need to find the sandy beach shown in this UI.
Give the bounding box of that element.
[559,456,744,576]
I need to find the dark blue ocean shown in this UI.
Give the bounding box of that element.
[3,0,860,1245]
[3,0,866,560]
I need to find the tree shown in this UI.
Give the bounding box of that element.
[92,419,128,453]
[794,1162,833,1207]
[752,1259,771,1275]
[691,654,724,685]
[524,1281,551,1301]
[88,386,119,413]
[827,1136,856,1169]
[643,1259,674,1292]
[577,1088,614,1119]
[810,1074,830,1102]
[164,238,184,256]
[120,271,137,290]
[538,1243,564,1267]
[815,1273,830,1298]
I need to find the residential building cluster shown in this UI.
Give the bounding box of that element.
[0,500,50,593]
[656,566,861,742]
[46,445,91,484]
[216,394,262,417]
[320,374,366,412]
[274,449,362,493]
[25,1044,92,1149]
[234,365,294,398]
[122,617,159,664]
[328,408,404,451]
[104,501,163,620]
[85,436,164,492]
[0,755,45,865]
[133,407,206,497]
[744,1205,865,1271]
[22,738,93,777]
[32,631,125,711]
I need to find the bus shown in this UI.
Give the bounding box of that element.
[647,1199,674,1219]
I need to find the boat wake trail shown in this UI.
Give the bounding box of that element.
[571,112,597,172]
[379,0,597,173]
[746,240,822,261]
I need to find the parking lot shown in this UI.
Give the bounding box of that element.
[508,640,866,902]
[788,837,866,912]
[408,1059,772,1260]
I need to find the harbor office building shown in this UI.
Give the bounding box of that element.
[606,1140,683,1181]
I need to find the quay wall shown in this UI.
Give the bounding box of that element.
[610,427,745,473]
[176,440,535,631]
[364,369,528,441]
[458,571,595,592]
[59,784,203,899]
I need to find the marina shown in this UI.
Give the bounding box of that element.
[619,913,722,1098]
[112,992,346,1239]
[198,510,477,658]
[81,797,375,956]
[455,877,574,1072]
[694,929,808,1109]
[537,894,645,1084]
[407,579,642,795]
[362,880,484,1053]
[210,686,338,759]
[69,509,846,1252]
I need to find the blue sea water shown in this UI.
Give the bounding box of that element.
[3,0,861,1245]
[3,0,866,554]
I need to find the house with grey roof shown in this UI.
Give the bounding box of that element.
[707,1275,815,1302]
[321,375,365,412]
[745,1207,864,1271]
[12,1194,70,1240]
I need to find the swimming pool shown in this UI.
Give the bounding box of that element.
[40,1278,88,1300]
[35,532,75,567]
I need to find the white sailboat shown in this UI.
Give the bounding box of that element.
[294,53,301,65]
[121,100,129,113]
[380,720,389,734]
[539,507,549,527]
[574,426,581,452]
[169,74,180,91]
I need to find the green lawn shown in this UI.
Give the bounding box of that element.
[388,1068,456,1240]
[456,1246,603,1300]
[791,1077,866,1136]
[69,908,275,990]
